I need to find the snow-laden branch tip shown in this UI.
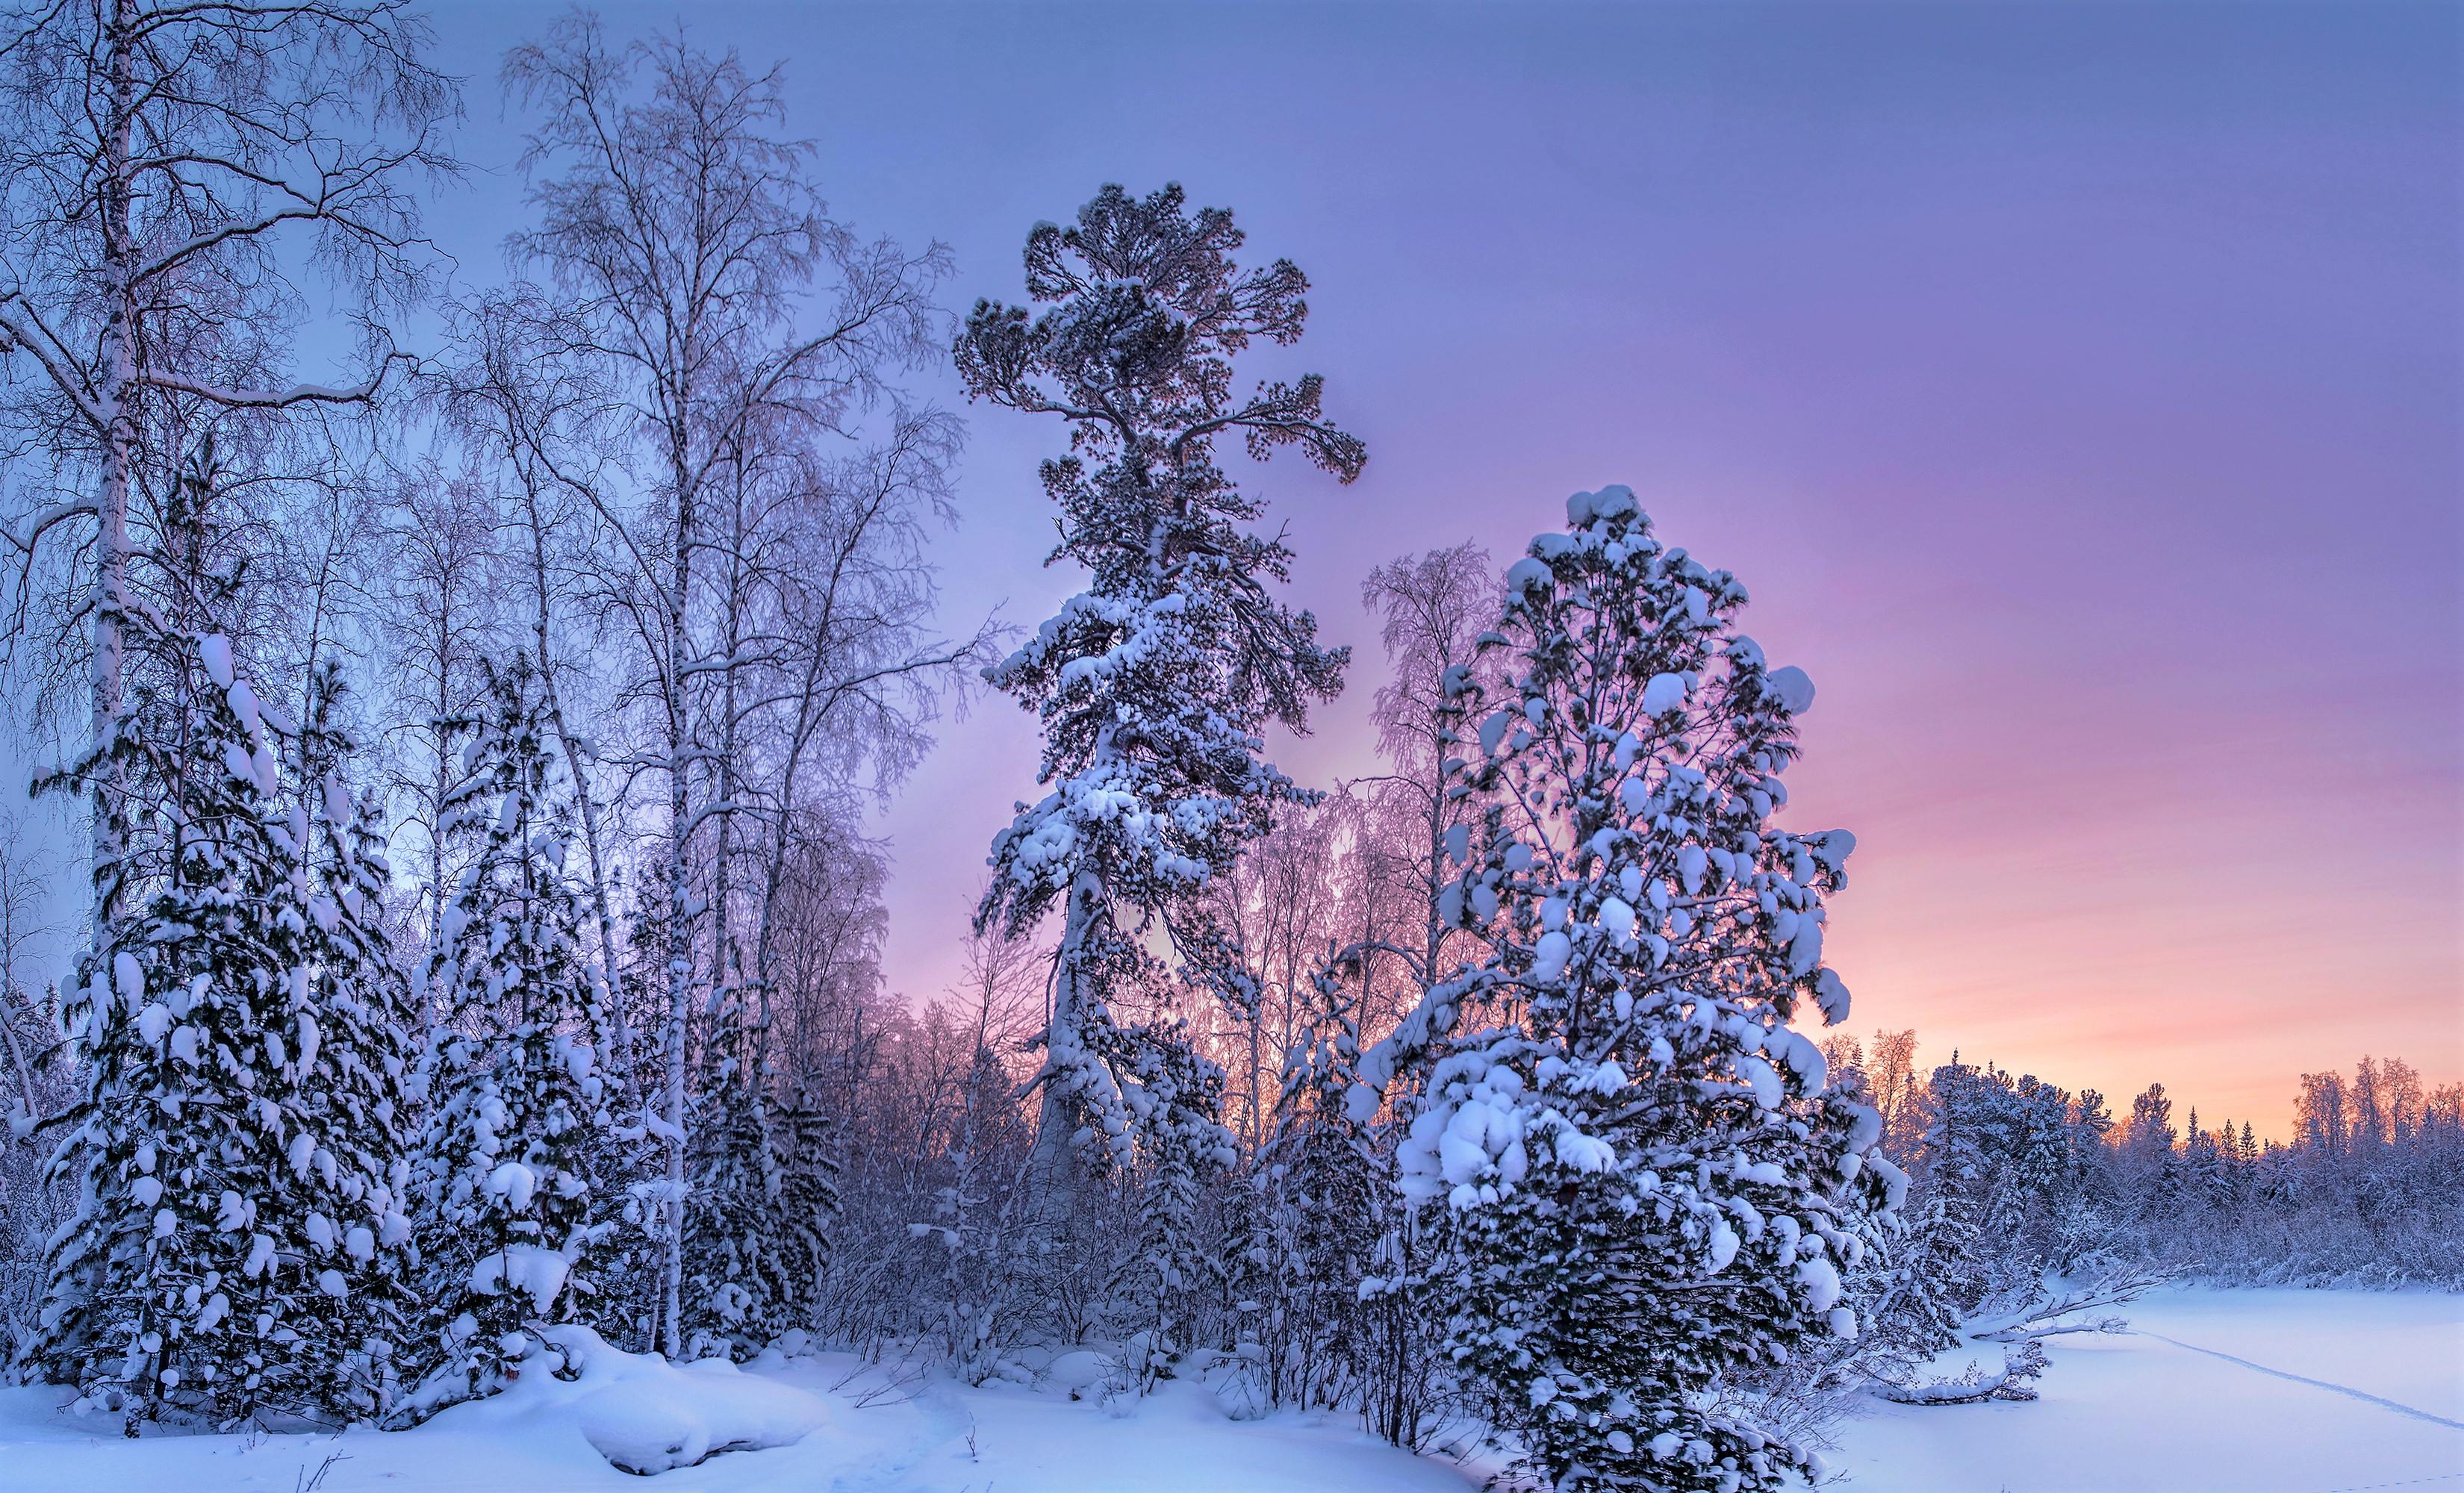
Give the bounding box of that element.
[134,353,409,410]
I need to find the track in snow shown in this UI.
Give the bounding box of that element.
[2129,1330,2464,1431]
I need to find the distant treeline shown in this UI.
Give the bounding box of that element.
[1827,1036,2464,1288]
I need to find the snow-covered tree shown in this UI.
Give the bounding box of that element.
[768,1078,839,1324]
[958,183,1366,1350]
[500,16,951,1356]
[678,986,795,1362]
[25,602,417,1429]
[0,0,453,975]
[1918,1058,2072,1301]
[404,658,612,1412]
[1843,1183,1973,1391]
[1350,486,1894,1492]
[1231,965,1448,1439]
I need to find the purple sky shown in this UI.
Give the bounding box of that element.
[418,1,2461,1135]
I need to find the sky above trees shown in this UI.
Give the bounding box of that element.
[234,0,2464,1134]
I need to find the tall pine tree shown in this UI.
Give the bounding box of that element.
[957,184,1365,1358]
[25,449,415,1430]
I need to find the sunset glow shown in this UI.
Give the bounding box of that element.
[396,0,2457,1134]
[645,1,2451,1140]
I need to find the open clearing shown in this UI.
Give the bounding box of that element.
[1825,1287,2463,1493]
[0,1287,2451,1492]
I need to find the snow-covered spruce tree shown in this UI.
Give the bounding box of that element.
[25,610,417,1429]
[1917,1059,2070,1307]
[1740,1163,1956,1427]
[1232,976,1375,1411]
[1851,1179,1970,1378]
[957,183,1366,1361]
[769,1079,839,1327]
[678,982,797,1362]
[1351,486,1894,1493]
[404,658,614,1410]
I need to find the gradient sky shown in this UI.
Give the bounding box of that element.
[397,1,2461,1136]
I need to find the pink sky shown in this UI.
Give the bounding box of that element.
[408,1,2460,1137]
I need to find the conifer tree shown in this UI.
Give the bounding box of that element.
[1233,969,1441,1433]
[405,658,612,1411]
[25,452,416,1430]
[1858,1183,1974,1373]
[957,184,1365,1356]
[769,1079,839,1323]
[1351,487,1894,1493]
[679,985,796,1361]
[1233,979,1379,1411]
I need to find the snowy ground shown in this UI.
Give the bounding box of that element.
[0,1288,2451,1492]
[1825,1286,2464,1493]
[0,1338,1483,1493]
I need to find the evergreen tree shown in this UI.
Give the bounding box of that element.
[23,447,415,1429]
[1919,1059,2072,1302]
[679,983,795,1361]
[957,184,1366,1355]
[2183,1110,2231,1211]
[1233,977,1380,1412]
[767,1079,839,1339]
[1354,487,1893,1492]
[25,615,415,1427]
[281,666,426,1417]
[1853,1184,1971,1382]
[404,658,612,1412]
[1234,968,1442,1439]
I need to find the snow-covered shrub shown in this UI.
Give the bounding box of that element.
[1353,486,1895,1492]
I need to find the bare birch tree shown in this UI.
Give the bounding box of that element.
[500,14,950,1354]
[373,461,504,944]
[0,0,455,951]
[1351,542,1501,1000]
[432,288,637,1086]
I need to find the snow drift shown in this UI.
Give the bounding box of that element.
[429,1325,829,1474]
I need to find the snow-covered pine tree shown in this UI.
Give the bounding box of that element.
[1233,974,1378,1412]
[25,620,417,1427]
[956,184,1366,1359]
[1847,1180,1974,1388]
[276,665,424,1418]
[1350,486,1895,1493]
[25,445,417,1430]
[1233,965,1442,1437]
[2183,1109,2232,1210]
[404,658,612,1412]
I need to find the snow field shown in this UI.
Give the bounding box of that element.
[0,1338,1481,1492]
[1825,1287,2464,1493]
[0,1288,2448,1492]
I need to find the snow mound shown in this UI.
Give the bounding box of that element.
[433,1324,830,1474]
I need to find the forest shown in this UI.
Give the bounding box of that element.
[0,6,2451,1492]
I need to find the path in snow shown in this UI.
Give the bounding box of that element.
[2127,1328,2464,1431]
